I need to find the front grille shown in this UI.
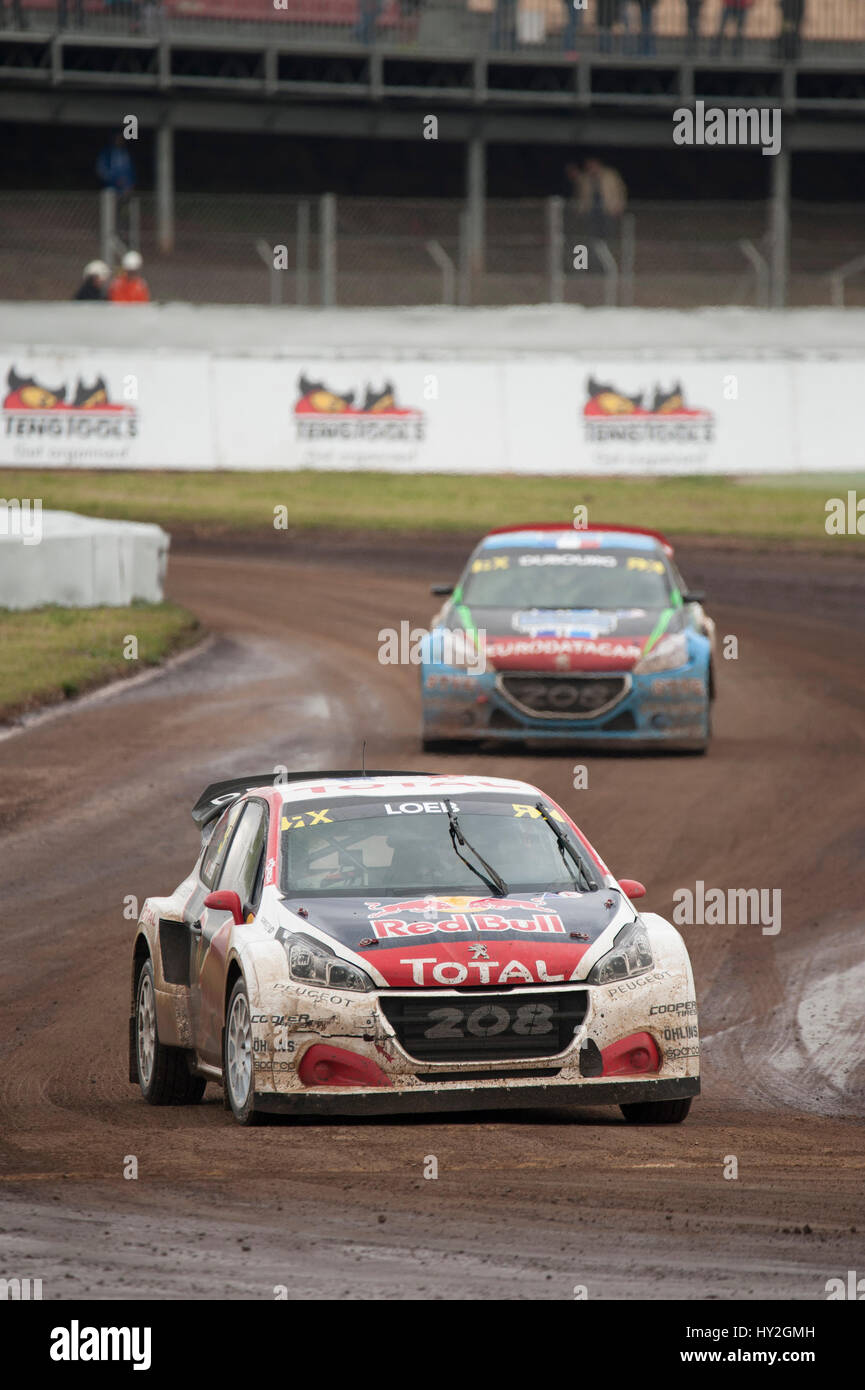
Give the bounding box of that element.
[379,990,588,1063]
[498,672,629,720]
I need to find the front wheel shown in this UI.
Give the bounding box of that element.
[620,1097,692,1124]
[135,959,205,1105]
[223,978,267,1126]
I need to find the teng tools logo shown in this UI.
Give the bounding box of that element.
[3,366,137,440]
[365,896,567,940]
[294,372,425,443]
[583,375,715,446]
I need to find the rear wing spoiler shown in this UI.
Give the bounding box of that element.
[191,770,428,830]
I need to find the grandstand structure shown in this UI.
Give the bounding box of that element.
[2,2,865,306]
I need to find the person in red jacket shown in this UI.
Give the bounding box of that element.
[712,0,754,57]
[108,250,151,303]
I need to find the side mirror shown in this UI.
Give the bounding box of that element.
[431,583,454,596]
[619,879,647,900]
[681,591,705,605]
[204,889,244,925]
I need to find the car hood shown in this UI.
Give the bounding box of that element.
[280,888,635,988]
[456,604,684,673]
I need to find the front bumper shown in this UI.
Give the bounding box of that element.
[254,1074,700,1116]
[248,955,700,1117]
[420,661,710,747]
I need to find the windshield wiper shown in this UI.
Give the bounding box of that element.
[443,798,508,897]
[534,801,597,892]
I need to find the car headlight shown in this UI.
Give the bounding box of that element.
[586,919,654,984]
[286,937,375,993]
[634,630,689,675]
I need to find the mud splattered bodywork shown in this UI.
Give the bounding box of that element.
[131,772,700,1122]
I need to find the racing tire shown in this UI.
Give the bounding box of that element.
[619,1097,692,1124]
[135,959,206,1105]
[223,977,268,1126]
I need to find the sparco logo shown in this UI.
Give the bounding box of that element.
[49,1320,152,1371]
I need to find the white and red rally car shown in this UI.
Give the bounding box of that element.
[130,771,699,1125]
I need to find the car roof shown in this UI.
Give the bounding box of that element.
[481,523,674,555]
[192,771,547,824]
[270,773,544,806]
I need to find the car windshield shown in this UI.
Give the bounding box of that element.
[461,545,672,610]
[279,794,598,897]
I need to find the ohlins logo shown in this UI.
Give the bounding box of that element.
[583,375,714,445]
[294,372,425,442]
[3,367,137,440]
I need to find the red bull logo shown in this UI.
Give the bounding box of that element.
[369,906,567,939]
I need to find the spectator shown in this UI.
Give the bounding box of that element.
[354,0,383,45]
[777,0,805,61]
[637,0,657,55]
[685,0,703,55]
[596,0,621,53]
[57,1,84,26]
[560,0,584,52]
[0,2,26,29]
[141,2,162,37]
[96,130,136,245]
[712,0,754,58]
[96,131,135,197]
[108,250,150,303]
[491,0,517,51]
[567,156,628,254]
[74,260,110,301]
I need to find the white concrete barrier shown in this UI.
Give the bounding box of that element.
[2,303,865,475]
[0,508,169,611]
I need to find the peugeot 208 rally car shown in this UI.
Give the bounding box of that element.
[130,770,700,1126]
[421,523,715,752]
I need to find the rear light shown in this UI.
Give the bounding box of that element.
[298,1044,392,1089]
[601,1032,660,1076]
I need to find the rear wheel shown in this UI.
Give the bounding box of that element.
[135,959,205,1105]
[620,1097,692,1124]
[223,978,267,1126]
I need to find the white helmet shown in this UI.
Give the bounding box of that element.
[122,250,143,273]
[84,259,110,281]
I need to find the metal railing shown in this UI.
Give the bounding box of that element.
[4,190,865,308]
[2,2,865,54]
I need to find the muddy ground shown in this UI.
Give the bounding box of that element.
[1,534,863,1300]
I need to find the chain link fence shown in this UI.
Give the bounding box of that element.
[3,189,865,306]
[3,2,865,54]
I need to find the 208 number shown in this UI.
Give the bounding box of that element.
[424,1003,555,1039]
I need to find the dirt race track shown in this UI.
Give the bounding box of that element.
[1,532,864,1301]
